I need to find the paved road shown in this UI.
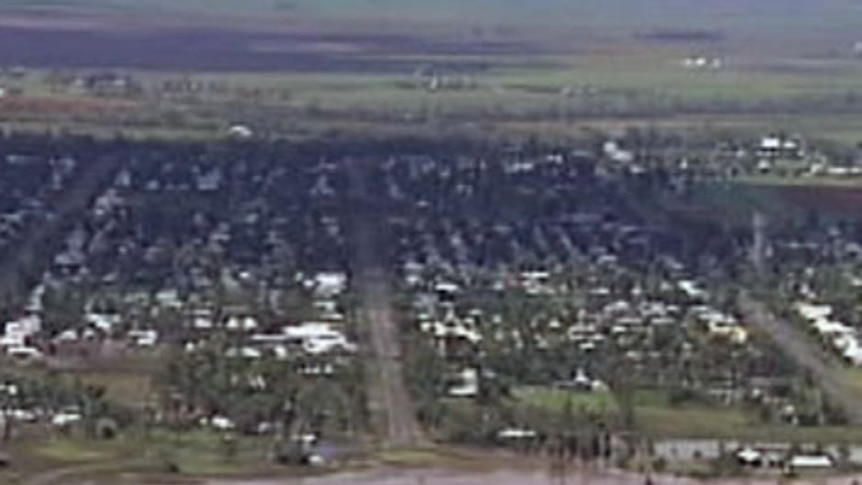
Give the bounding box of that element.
[348,160,421,447]
[739,292,862,425]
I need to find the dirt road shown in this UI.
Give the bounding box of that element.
[348,159,421,447]
[739,292,862,425]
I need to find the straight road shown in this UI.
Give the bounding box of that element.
[348,159,421,447]
[739,292,862,425]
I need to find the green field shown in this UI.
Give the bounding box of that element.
[5,52,859,146]
[631,391,862,443]
[500,387,862,442]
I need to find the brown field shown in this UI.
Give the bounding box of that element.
[0,7,549,72]
[0,26,536,72]
[0,95,135,113]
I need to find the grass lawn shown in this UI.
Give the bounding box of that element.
[34,438,120,462]
[5,432,250,483]
[0,353,163,408]
[739,175,862,189]
[839,368,862,396]
[451,386,862,443]
[633,391,862,443]
[15,430,277,479]
[142,429,276,476]
[514,386,619,415]
[74,371,154,408]
[634,399,753,439]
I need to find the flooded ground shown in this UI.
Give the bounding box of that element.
[208,440,862,485]
[203,441,862,485]
[211,468,648,485]
[208,467,862,485]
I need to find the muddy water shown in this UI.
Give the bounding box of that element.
[212,468,639,485]
[208,467,862,485]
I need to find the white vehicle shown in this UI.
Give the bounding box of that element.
[200,415,235,431]
[303,335,357,355]
[497,428,539,440]
[51,410,82,427]
[128,329,158,347]
[8,408,37,422]
[284,323,357,355]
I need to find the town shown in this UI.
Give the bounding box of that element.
[0,128,856,482]
[0,0,861,483]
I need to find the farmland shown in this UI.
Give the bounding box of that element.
[0,1,858,146]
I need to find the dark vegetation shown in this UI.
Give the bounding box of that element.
[0,25,542,71]
[0,130,855,480]
[636,29,725,44]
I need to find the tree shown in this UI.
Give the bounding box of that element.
[404,335,447,426]
[41,284,86,336]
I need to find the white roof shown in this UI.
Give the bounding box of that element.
[2,329,29,344]
[498,428,538,439]
[283,322,340,339]
[795,302,833,322]
[813,319,853,336]
[426,321,481,343]
[435,281,460,293]
[86,313,120,331]
[761,137,782,150]
[789,455,833,468]
[251,333,289,344]
[678,280,707,298]
[315,272,347,289]
[5,315,41,336]
[129,329,158,340]
[520,271,550,280]
[54,329,79,343]
[841,342,862,365]
[736,447,762,462]
[226,347,262,359]
[226,315,258,330]
[228,125,253,138]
